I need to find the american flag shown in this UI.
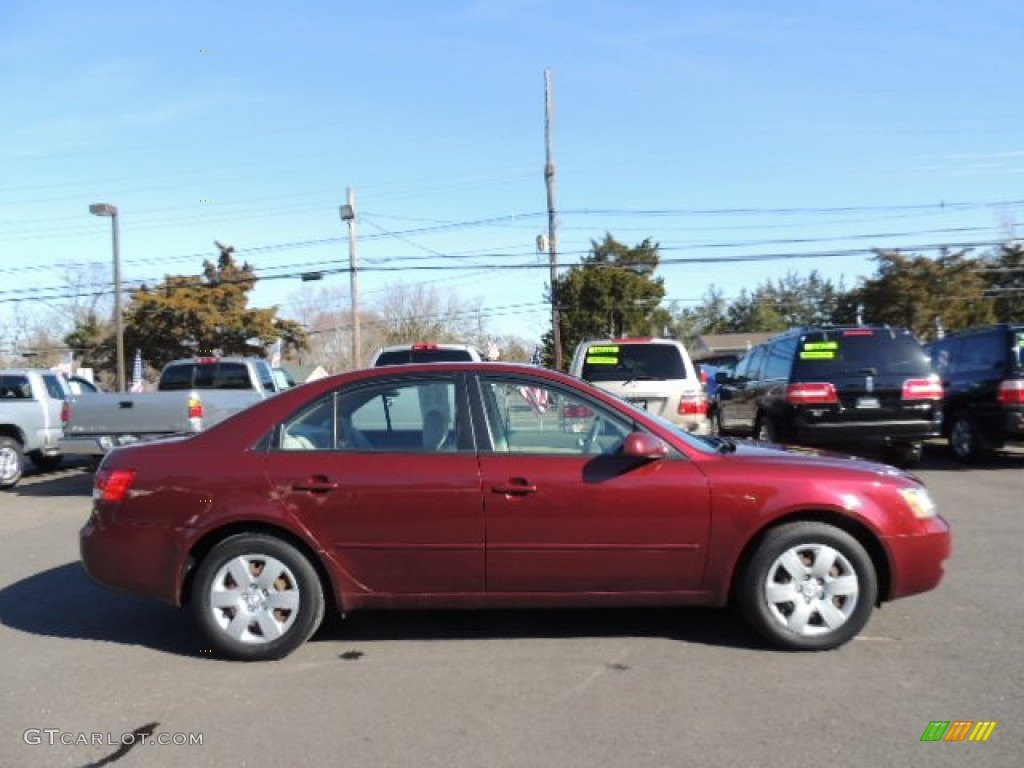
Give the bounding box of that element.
[519,384,550,415]
[130,349,145,393]
[485,338,500,361]
[269,337,283,368]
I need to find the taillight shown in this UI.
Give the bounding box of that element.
[94,468,137,503]
[785,382,838,404]
[902,376,943,400]
[61,399,70,428]
[998,379,1024,405]
[678,392,707,416]
[187,394,203,420]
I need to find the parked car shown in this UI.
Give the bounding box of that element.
[60,356,283,458]
[81,361,951,661]
[924,323,1024,461]
[0,368,69,489]
[369,342,483,366]
[715,326,943,466]
[569,338,710,435]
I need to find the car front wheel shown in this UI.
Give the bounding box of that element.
[191,534,326,661]
[738,522,877,651]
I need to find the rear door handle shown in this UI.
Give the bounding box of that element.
[491,480,537,496]
[293,476,339,494]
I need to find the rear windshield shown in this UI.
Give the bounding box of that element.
[580,344,688,382]
[159,362,254,390]
[374,349,475,365]
[791,330,933,377]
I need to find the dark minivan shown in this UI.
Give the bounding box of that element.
[925,324,1024,461]
[715,326,943,466]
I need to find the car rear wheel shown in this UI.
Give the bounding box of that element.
[754,415,776,443]
[0,437,24,490]
[191,534,326,661]
[949,412,991,463]
[738,522,877,651]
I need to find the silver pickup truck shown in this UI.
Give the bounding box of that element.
[59,357,282,458]
[0,369,69,489]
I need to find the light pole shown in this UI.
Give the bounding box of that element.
[89,203,126,392]
[339,187,360,369]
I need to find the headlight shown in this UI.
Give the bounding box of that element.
[899,487,937,519]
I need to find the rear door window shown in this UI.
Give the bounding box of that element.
[580,344,687,382]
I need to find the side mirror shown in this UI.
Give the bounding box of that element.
[621,431,668,459]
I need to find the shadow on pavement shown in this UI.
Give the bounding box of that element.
[0,563,762,659]
[0,562,197,657]
[312,604,762,652]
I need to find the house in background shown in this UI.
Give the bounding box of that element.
[689,332,776,362]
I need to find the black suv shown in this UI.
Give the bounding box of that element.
[715,326,943,465]
[924,324,1024,461]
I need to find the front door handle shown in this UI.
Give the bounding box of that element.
[293,475,339,494]
[491,479,537,496]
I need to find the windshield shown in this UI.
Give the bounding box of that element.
[581,344,688,382]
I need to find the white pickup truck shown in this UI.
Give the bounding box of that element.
[0,369,70,489]
[59,356,283,459]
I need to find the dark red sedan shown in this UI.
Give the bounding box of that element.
[80,362,951,661]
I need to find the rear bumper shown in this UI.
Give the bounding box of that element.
[80,513,186,606]
[793,420,941,447]
[883,516,952,600]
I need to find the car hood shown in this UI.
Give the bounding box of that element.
[719,437,916,479]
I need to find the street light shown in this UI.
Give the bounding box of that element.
[89,203,126,392]
[340,188,360,369]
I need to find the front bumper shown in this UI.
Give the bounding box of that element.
[883,516,952,600]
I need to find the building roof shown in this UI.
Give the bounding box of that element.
[690,332,777,360]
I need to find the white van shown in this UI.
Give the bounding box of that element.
[569,338,710,435]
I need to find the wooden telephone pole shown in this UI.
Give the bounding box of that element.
[544,69,562,370]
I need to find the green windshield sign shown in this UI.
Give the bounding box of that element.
[799,340,838,360]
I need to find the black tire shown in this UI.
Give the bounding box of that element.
[709,406,722,436]
[886,441,923,468]
[948,412,991,463]
[191,534,326,661]
[29,453,63,472]
[754,415,776,443]
[738,522,877,651]
[0,436,24,490]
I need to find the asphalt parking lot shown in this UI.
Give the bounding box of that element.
[1,446,1021,768]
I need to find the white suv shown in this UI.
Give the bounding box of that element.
[569,338,710,434]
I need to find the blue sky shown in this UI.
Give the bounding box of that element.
[3,0,1023,348]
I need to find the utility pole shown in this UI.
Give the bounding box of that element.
[544,68,562,370]
[340,187,360,369]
